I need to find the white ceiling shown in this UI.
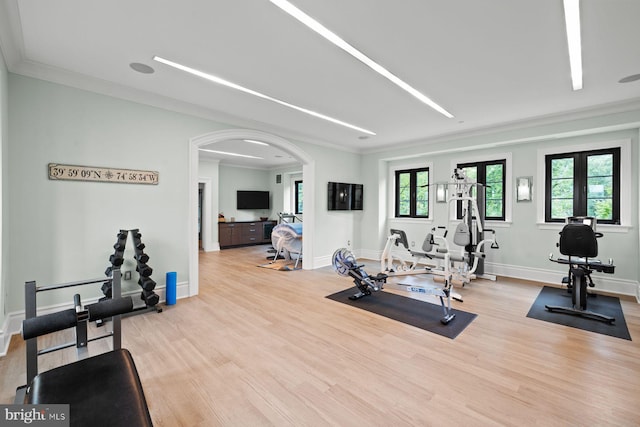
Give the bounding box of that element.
[1,0,640,168]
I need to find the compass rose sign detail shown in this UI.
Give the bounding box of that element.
[48,163,159,185]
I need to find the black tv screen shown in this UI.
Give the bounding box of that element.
[328,182,351,211]
[237,190,270,209]
[328,182,363,211]
[351,184,363,210]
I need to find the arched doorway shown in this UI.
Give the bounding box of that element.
[188,129,315,296]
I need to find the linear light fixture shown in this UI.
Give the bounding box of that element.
[199,148,264,159]
[563,0,583,90]
[153,56,375,135]
[270,0,454,119]
[244,139,269,146]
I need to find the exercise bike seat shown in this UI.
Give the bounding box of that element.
[26,348,153,427]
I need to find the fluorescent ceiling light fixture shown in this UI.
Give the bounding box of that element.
[563,0,583,90]
[270,0,454,119]
[199,148,264,159]
[244,139,269,146]
[153,55,375,135]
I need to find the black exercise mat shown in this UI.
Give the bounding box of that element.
[326,288,477,339]
[526,286,631,340]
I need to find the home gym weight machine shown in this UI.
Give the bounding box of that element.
[380,168,499,287]
[332,248,456,324]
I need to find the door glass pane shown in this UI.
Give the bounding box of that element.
[296,182,303,213]
[552,199,574,218]
[587,154,613,220]
[587,199,612,220]
[416,170,429,216]
[398,172,410,215]
[550,158,573,218]
[462,166,478,199]
[485,164,503,218]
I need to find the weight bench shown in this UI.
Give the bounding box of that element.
[17,269,153,427]
[27,348,151,427]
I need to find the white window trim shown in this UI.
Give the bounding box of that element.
[536,138,630,228]
[449,152,513,223]
[388,161,434,220]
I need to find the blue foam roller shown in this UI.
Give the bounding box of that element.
[166,271,177,305]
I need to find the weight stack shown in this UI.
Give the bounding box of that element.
[131,229,159,307]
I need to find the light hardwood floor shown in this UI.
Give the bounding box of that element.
[2,245,640,426]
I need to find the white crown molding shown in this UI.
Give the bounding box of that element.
[0,0,25,70]
[367,98,640,156]
[0,0,354,155]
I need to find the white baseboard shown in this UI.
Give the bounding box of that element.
[486,262,639,300]
[0,281,190,357]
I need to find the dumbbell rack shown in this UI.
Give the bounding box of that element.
[102,229,162,321]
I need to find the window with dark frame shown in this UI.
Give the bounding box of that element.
[545,147,620,224]
[456,159,506,221]
[294,180,303,214]
[395,167,429,218]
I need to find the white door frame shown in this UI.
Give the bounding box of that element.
[199,177,213,252]
[188,129,315,296]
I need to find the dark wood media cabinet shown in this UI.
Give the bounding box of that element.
[219,220,277,248]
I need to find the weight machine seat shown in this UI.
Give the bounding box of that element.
[26,348,153,427]
[412,233,466,263]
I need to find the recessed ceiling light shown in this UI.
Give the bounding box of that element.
[199,148,263,159]
[153,55,375,135]
[129,62,155,74]
[244,139,269,146]
[619,73,640,83]
[563,0,583,90]
[270,0,454,119]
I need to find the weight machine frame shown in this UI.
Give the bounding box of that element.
[17,269,126,402]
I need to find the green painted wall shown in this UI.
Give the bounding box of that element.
[6,74,226,311]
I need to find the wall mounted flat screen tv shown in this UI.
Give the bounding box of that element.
[327,182,363,211]
[351,184,363,210]
[237,190,270,209]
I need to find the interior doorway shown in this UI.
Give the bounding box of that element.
[198,183,203,249]
[188,129,315,297]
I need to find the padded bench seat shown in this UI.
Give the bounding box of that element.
[26,348,153,427]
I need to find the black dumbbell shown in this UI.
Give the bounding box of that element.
[134,253,149,264]
[136,264,153,277]
[138,277,156,291]
[141,290,159,307]
[109,254,124,266]
[101,281,112,298]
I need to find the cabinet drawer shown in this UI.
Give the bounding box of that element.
[242,225,259,239]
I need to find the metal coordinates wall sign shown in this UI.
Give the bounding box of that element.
[48,163,159,185]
